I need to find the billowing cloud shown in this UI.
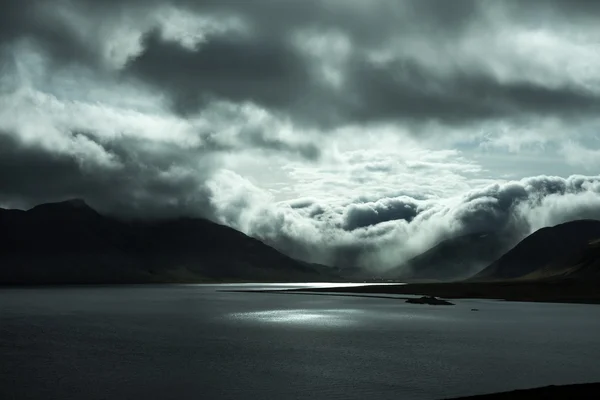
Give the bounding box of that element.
[206,170,600,270]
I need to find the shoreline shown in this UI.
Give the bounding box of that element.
[0,279,346,288]
[446,382,600,399]
[3,280,600,305]
[284,280,600,305]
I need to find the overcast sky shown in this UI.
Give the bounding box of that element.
[2,0,600,269]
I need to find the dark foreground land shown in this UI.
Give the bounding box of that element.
[447,382,600,399]
[289,280,600,304]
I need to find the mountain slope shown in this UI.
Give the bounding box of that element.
[383,232,516,281]
[0,199,332,284]
[472,220,600,281]
[522,238,600,281]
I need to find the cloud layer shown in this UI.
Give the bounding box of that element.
[209,171,600,269]
[2,0,600,272]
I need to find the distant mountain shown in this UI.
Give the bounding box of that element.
[0,199,334,284]
[472,220,600,281]
[383,232,516,282]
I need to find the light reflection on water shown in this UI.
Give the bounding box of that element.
[229,309,363,326]
[228,306,447,327]
[203,282,406,291]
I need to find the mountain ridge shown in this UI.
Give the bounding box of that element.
[473,219,600,281]
[383,231,518,282]
[0,199,334,284]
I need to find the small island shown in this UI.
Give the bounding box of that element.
[405,296,454,306]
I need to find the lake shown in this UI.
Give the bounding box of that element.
[1,284,600,399]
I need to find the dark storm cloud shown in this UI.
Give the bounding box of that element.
[126,29,312,116]
[238,129,320,160]
[3,0,600,129]
[288,198,317,209]
[344,60,600,125]
[0,132,215,219]
[342,198,421,230]
[505,0,600,21]
[0,0,119,68]
[199,125,321,160]
[121,0,600,126]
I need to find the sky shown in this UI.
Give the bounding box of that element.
[1,0,600,270]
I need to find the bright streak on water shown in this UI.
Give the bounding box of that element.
[229,309,363,327]
[186,282,406,291]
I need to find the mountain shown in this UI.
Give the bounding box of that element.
[0,199,333,284]
[472,220,600,281]
[383,232,516,281]
[521,238,600,281]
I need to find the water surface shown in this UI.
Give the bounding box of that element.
[1,284,599,399]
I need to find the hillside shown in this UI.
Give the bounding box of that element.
[472,220,600,281]
[383,232,516,282]
[0,199,333,284]
[522,238,600,281]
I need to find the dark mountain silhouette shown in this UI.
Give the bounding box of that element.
[0,199,334,284]
[383,232,516,281]
[472,219,600,281]
[521,238,600,281]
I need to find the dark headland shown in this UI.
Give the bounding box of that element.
[445,382,600,399]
